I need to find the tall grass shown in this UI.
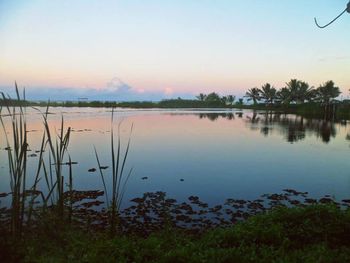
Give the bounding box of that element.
[0,85,72,237]
[1,84,134,238]
[41,106,71,216]
[0,84,29,237]
[94,109,133,235]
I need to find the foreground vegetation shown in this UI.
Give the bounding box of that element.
[2,204,350,262]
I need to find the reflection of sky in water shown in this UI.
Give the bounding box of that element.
[1,108,350,207]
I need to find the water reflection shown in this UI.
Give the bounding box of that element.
[245,111,341,143]
[197,112,243,121]
[194,110,346,144]
[1,108,350,206]
[198,112,235,121]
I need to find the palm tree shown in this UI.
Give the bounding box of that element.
[196,93,207,101]
[297,81,315,103]
[227,95,235,105]
[308,89,320,103]
[285,79,315,103]
[259,83,277,105]
[286,79,300,103]
[316,80,341,105]
[245,88,260,105]
[276,87,291,105]
[221,96,228,105]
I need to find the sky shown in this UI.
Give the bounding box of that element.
[0,0,349,101]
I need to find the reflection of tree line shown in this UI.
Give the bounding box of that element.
[245,112,340,143]
[194,111,347,144]
[198,112,238,121]
[168,112,241,121]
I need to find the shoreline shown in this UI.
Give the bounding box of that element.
[2,199,350,262]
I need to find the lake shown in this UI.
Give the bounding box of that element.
[1,107,350,207]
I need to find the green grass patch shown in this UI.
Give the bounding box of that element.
[2,204,350,262]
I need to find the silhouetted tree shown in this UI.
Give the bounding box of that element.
[196,93,207,101]
[234,98,243,105]
[244,88,260,105]
[276,87,292,105]
[296,81,314,103]
[205,92,221,102]
[221,96,228,104]
[259,83,277,105]
[284,79,315,103]
[286,79,300,103]
[316,81,341,105]
[227,95,235,105]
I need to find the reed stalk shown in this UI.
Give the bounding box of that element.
[94,109,133,235]
[39,105,71,217]
[1,84,133,238]
[0,84,29,237]
[0,84,72,237]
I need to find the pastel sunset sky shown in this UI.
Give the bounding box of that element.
[0,0,349,100]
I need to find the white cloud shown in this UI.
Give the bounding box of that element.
[105,77,132,93]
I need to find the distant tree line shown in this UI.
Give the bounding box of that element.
[196,92,236,106]
[244,80,341,106]
[0,80,345,112]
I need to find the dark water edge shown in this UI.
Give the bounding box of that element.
[1,188,350,236]
[1,98,350,116]
[2,191,350,262]
[3,204,350,262]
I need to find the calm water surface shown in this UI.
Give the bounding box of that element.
[1,108,350,207]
